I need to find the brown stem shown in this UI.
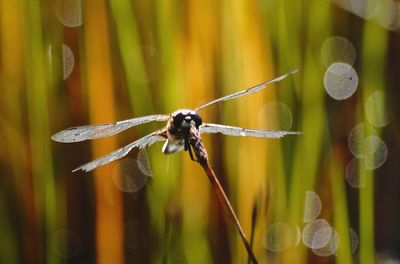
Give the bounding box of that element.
[188,126,258,263]
[200,160,258,264]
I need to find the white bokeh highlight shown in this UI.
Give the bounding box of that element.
[350,228,359,254]
[312,228,340,257]
[112,158,150,193]
[324,63,358,100]
[62,44,75,80]
[263,222,296,252]
[348,123,376,158]
[364,135,388,170]
[137,148,153,177]
[346,157,366,188]
[365,91,390,128]
[258,101,293,131]
[302,219,332,249]
[321,36,356,67]
[55,0,83,27]
[303,191,322,223]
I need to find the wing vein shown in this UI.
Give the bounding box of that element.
[200,123,302,139]
[195,69,298,111]
[51,114,169,143]
[73,128,167,172]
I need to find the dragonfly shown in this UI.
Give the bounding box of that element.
[51,69,300,172]
[51,69,301,263]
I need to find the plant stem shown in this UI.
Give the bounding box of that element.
[188,126,258,264]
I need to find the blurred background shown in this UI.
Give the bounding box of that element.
[1,0,399,263]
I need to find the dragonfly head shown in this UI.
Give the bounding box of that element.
[172,109,202,129]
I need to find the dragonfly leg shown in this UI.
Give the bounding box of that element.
[184,137,197,162]
[188,144,197,162]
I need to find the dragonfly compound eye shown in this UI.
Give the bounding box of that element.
[172,112,185,128]
[190,112,202,128]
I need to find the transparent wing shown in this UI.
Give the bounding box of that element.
[200,123,302,139]
[195,69,298,111]
[73,129,167,172]
[51,114,169,143]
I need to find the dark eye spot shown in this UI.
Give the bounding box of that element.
[173,112,185,128]
[191,112,202,127]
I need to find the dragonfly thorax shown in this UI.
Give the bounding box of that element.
[171,109,202,129]
[162,109,202,155]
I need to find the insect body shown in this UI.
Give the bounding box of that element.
[162,109,202,155]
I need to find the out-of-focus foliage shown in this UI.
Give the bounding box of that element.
[0,0,399,263]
